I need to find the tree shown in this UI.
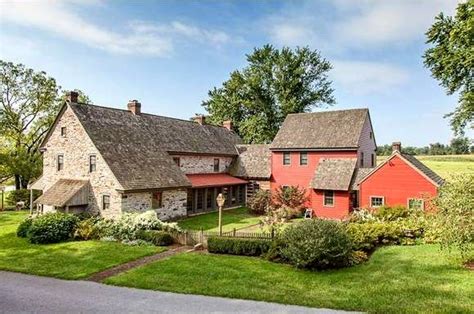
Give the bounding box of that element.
[450,137,471,154]
[424,2,473,135]
[0,60,90,189]
[202,45,335,143]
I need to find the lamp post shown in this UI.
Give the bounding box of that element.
[216,193,226,236]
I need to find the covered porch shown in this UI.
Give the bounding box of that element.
[185,174,247,215]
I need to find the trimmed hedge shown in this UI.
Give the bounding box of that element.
[136,230,174,246]
[207,237,272,256]
[28,213,79,244]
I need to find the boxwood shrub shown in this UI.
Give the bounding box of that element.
[279,219,352,270]
[28,213,79,244]
[16,217,33,238]
[136,230,174,246]
[207,237,272,256]
[346,221,409,251]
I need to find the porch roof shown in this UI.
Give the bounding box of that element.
[186,173,248,188]
[310,158,357,191]
[34,179,89,207]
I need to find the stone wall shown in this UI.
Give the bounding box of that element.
[170,155,234,174]
[121,189,187,221]
[39,105,123,219]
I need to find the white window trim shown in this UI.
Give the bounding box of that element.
[407,198,424,210]
[283,152,291,166]
[299,152,308,166]
[370,196,384,208]
[323,191,335,207]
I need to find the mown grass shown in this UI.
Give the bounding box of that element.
[106,245,473,313]
[177,207,261,232]
[0,211,163,279]
[378,154,474,179]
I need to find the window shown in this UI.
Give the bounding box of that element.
[102,195,110,210]
[360,152,364,167]
[300,152,308,165]
[89,155,96,173]
[152,192,162,209]
[371,153,375,167]
[323,190,334,207]
[213,158,220,172]
[370,196,384,207]
[408,198,424,210]
[61,127,67,137]
[173,157,180,167]
[57,154,64,171]
[369,131,373,139]
[283,152,291,165]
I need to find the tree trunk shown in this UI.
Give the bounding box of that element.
[15,174,21,190]
[21,177,28,189]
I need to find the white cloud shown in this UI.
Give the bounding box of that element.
[0,0,233,57]
[267,23,317,47]
[331,60,409,95]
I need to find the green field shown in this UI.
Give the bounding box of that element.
[378,154,474,179]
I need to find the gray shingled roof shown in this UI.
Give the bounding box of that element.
[402,154,445,186]
[271,109,369,150]
[230,144,271,179]
[350,167,373,190]
[310,158,357,191]
[35,179,89,206]
[69,103,242,191]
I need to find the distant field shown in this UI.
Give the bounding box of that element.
[377,154,474,179]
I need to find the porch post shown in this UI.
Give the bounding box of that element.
[29,188,33,215]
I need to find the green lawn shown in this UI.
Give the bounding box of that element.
[177,207,261,232]
[0,211,164,279]
[378,154,474,179]
[106,245,473,313]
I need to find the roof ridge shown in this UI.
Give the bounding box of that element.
[287,108,368,116]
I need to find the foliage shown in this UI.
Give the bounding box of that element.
[373,205,412,221]
[28,213,79,244]
[6,189,41,205]
[136,230,174,246]
[202,45,335,144]
[207,236,272,256]
[273,185,308,218]
[450,137,471,154]
[247,189,272,215]
[0,60,90,188]
[74,218,100,240]
[348,208,376,223]
[16,217,33,238]
[348,250,369,266]
[279,219,352,269]
[376,138,473,156]
[433,174,474,260]
[259,206,288,233]
[423,1,473,135]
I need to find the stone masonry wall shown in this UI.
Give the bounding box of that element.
[170,155,234,174]
[40,105,123,219]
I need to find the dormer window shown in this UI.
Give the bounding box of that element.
[89,155,96,173]
[57,154,64,171]
[61,127,67,137]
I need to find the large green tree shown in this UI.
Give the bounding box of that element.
[0,60,90,189]
[202,45,335,143]
[423,1,473,135]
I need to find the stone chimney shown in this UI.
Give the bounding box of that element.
[223,120,233,131]
[192,115,206,125]
[127,100,141,115]
[392,141,402,153]
[66,91,79,103]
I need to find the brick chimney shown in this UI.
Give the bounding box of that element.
[66,91,79,103]
[127,100,141,115]
[192,115,206,125]
[392,141,402,153]
[223,120,233,131]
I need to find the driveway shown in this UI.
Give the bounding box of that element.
[0,271,353,313]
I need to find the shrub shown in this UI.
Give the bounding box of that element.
[207,237,272,256]
[279,219,352,269]
[28,213,79,244]
[74,218,100,240]
[346,221,406,251]
[348,208,376,223]
[273,185,308,218]
[348,250,369,266]
[6,189,41,205]
[247,190,272,215]
[136,230,174,246]
[16,217,33,238]
[373,205,412,221]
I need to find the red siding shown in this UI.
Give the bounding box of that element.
[271,150,356,219]
[359,155,438,209]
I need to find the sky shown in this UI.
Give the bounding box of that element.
[0,0,471,146]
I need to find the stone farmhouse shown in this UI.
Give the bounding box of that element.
[30,92,443,220]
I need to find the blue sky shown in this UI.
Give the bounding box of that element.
[1,0,470,146]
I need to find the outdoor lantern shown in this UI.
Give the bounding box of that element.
[216,193,225,235]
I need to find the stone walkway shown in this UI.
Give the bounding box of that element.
[86,245,191,282]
